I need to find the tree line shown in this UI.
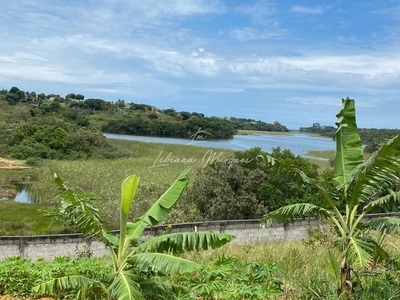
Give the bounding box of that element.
[299,124,400,153]
[1,86,290,141]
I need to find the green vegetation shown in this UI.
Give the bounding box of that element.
[230,118,289,132]
[299,123,400,153]
[101,114,237,139]
[1,91,400,299]
[0,201,66,236]
[261,98,400,297]
[183,147,321,221]
[0,92,125,160]
[33,168,234,299]
[305,150,335,160]
[0,256,111,299]
[2,237,400,299]
[0,86,290,159]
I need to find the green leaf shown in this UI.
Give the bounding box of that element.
[345,237,374,268]
[363,190,400,213]
[119,175,141,260]
[139,277,188,297]
[363,217,400,234]
[126,167,191,241]
[326,251,340,286]
[120,175,141,221]
[33,275,105,298]
[333,98,364,186]
[52,175,105,239]
[261,203,333,227]
[130,253,201,274]
[347,135,400,205]
[137,232,235,253]
[108,270,142,300]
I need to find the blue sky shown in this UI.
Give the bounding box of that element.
[1,0,399,129]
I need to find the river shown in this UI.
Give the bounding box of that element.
[104,133,335,157]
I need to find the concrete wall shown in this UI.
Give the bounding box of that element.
[1,213,399,261]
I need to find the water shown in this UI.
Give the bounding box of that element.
[0,184,35,203]
[14,186,33,203]
[104,133,336,157]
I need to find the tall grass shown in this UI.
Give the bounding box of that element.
[181,233,400,299]
[182,240,338,299]
[30,140,236,226]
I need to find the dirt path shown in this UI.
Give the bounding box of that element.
[0,157,29,169]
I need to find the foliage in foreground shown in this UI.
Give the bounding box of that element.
[0,255,110,299]
[261,98,400,297]
[33,168,234,299]
[1,237,400,299]
[170,254,284,300]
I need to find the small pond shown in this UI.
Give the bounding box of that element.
[0,183,36,204]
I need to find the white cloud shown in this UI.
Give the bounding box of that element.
[1,1,400,128]
[370,6,400,20]
[133,0,226,18]
[196,87,245,93]
[286,96,379,107]
[291,5,326,15]
[234,0,276,24]
[230,25,286,41]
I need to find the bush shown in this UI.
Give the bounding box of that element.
[0,256,111,298]
[25,157,44,167]
[182,147,321,220]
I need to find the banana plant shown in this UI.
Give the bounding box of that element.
[33,167,235,299]
[260,98,400,297]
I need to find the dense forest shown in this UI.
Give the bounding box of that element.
[299,123,400,153]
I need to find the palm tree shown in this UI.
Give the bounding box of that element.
[116,99,125,113]
[33,167,234,299]
[261,98,400,297]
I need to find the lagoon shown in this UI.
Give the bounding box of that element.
[104,133,335,157]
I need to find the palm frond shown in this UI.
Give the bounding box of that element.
[130,253,201,274]
[261,203,333,227]
[33,275,104,298]
[137,232,235,254]
[53,173,104,239]
[363,217,400,234]
[363,190,400,213]
[368,238,390,263]
[108,270,142,300]
[347,135,400,205]
[126,167,191,241]
[345,237,374,268]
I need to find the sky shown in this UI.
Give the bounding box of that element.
[1,0,400,129]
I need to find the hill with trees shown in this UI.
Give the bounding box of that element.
[0,86,290,161]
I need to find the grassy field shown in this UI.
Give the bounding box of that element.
[0,140,336,235]
[303,150,334,173]
[23,139,236,229]
[305,150,335,160]
[0,200,66,236]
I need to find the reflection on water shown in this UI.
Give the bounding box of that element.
[14,186,33,203]
[0,184,35,203]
